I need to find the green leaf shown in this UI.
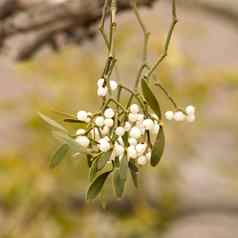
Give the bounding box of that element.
[129,161,139,188]
[151,127,165,167]
[89,160,98,181]
[87,171,111,200]
[120,155,128,180]
[64,119,86,124]
[39,113,67,132]
[113,169,126,198]
[50,144,69,169]
[52,130,85,152]
[141,79,161,119]
[96,151,111,171]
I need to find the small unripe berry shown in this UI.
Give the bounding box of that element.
[128,137,137,146]
[127,145,137,159]
[185,105,195,115]
[76,136,90,148]
[102,126,110,136]
[97,78,105,87]
[97,86,108,97]
[109,80,118,91]
[174,111,186,121]
[165,111,174,121]
[129,127,142,139]
[136,143,147,156]
[76,129,86,135]
[128,113,138,122]
[130,104,140,114]
[137,155,147,165]
[115,127,125,137]
[95,116,104,127]
[104,108,115,118]
[143,119,154,131]
[104,118,114,128]
[77,110,88,122]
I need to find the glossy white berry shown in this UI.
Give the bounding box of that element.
[152,123,160,135]
[98,138,111,152]
[109,80,118,91]
[136,143,147,156]
[104,118,114,128]
[185,105,195,115]
[128,137,137,146]
[76,136,90,148]
[130,104,140,114]
[76,129,86,136]
[115,127,125,137]
[97,86,108,97]
[114,143,125,157]
[77,111,88,122]
[124,121,132,131]
[129,127,142,139]
[137,155,147,165]
[165,111,174,121]
[97,78,105,87]
[174,111,186,121]
[95,116,104,127]
[143,119,155,131]
[104,108,115,118]
[102,126,110,136]
[186,114,196,122]
[128,113,138,123]
[127,145,137,159]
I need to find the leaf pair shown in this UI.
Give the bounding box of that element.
[50,144,70,168]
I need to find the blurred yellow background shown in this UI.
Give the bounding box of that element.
[0,1,238,237]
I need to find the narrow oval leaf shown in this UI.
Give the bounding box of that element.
[39,112,67,132]
[52,130,85,152]
[89,160,98,181]
[87,171,111,200]
[120,155,128,180]
[50,144,69,169]
[96,151,111,171]
[141,79,161,119]
[113,169,126,198]
[129,161,139,188]
[151,127,165,167]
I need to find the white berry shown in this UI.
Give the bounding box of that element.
[104,118,114,128]
[76,136,90,148]
[77,110,88,122]
[114,143,125,157]
[115,127,125,137]
[185,105,195,115]
[124,121,132,131]
[97,86,108,97]
[174,111,186,121]
[97,78,105,87]
[130,104,140,114]
[127,145,137,159]
[128,137,137,146]
[104,108,115,118]
[129,127,142,139]
[137,155,147,165]
[128,113,138,122]
[186,114,196,122]
[95,116,105,127]
[98,138,111,152]
[136,143,147,156]
[102,126,110,136]
[165,111,174,121]
[143,119,155,131]
[109,80,118,91]
[76,129,86,135]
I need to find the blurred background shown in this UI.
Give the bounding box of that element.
[0,0,238,237]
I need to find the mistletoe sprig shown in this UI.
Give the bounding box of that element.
[40,0,196,200]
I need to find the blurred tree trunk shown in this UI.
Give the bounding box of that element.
[0,0,237,60]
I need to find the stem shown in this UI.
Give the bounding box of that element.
[154,83,178,109]
[145,0,178,79]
